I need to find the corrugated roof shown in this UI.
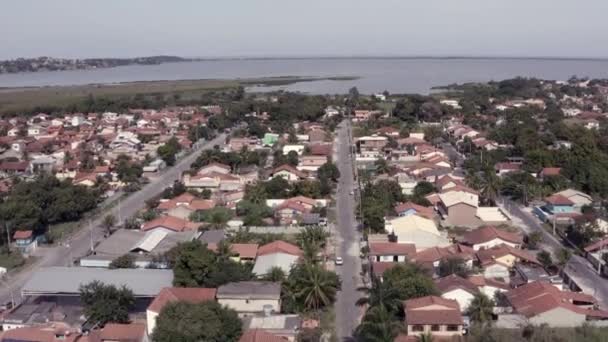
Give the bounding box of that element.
[22,267,173,297]
[131,230,167,252]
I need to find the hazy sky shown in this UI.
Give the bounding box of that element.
[1,0,607,59]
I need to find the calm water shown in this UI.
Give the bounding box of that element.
[1,58,608,94]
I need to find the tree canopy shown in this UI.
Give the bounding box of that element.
[79,281,135,326]
[151,301,242,342]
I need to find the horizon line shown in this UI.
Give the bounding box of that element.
[3,54,608,62]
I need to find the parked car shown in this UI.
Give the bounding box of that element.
[335,257,343,266]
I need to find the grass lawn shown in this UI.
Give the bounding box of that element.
[47,221,81,244]
[0,249,26,270]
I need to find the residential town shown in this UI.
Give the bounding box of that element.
[3,76,608,341]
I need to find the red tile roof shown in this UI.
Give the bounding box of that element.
[271,164,307,179]
[239,329,288,342]
[475,244,538,266]
[404,296,463,325]
[467,275,511,291]
[141,216,198,232]
[369,242,416,257]
[545,194,574,206]
[0,325,81,342]
[462,226,523,246]
[371,262,399,277]
[13,230,33,240]
[435,274,479,295]
[413,244,474,264]
[208,243,259,259]
[99,323,146,341]
[257,241,302,257]
[584,238,608,253]
[148,287,217,313]
[506,281,607,318]
[540,167,561,177]
[393,202,435,220]
[309,144,332,156]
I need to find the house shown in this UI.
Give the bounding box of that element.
[437,187,480,227]
[183,172,243,191]
[494,162,521,176]
[91,323,148,342]
[403,296,464,337]
[239,329,289,342]
[435,274,479,312]
[412,244,475,275]
[79,229,197,268]
[467,275,510,298]
[385,215,450,250]
[393,202,435,220]
[369,242,416,262]
[146,287,216,334]
[297,155,327,172]
[262,133,280,147]
[0,325,84,342]
[217,281,282,314]
[269,165,307,182]
[13,230,37,255]
[476,244,538,279]
[282,145,305,156]
[243,314,301,341]
[252,241,302,276]
[157,193,216,220]
[197,162,232,175]
[461,226,523,251]
[356,135,388,159]
[141,216,199,233]
[539,167,561,180]
[504,280,608,327]
[208,243,258,263]
[273,200,311,224]
[229,138,258,152]
[544,194,575,214]
[554,188,593,209]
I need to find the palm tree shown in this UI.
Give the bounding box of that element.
[356,279,402,314]
[355,306,403,342]
[417,332,434,342]
[264,266,286,282]
[294,263,340,311]
[300,238,321,264]
[297,226,329,249]
[468,292,494,324]
[480,168,501,205]
[556,248,572,269]
[374,158,390,174]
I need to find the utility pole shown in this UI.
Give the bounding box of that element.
[5,222,11,254]
[89,219,94,253]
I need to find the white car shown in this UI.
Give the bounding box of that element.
[349,191,354,196]
[335,257,344,266]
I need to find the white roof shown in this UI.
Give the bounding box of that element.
[357,135,388,141]
[476,207,509,223]
[386,215,440,236]
[438,191,478,208]
[131,230,168,252]
[252,253,299,276]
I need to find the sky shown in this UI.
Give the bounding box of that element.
[1,0,607,59]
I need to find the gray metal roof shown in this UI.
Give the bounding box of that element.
[22,267,173,297]
[217,281,281,300]
[200,229,226,245]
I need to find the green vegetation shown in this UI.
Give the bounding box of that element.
[170,241,253,287]
[0,175,100,237]
[109,254,137,269]
[151,301,242,342]
[157,136,182,166]
[79,281,135,326]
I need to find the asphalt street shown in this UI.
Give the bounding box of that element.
[0,133,227,305]
[334,120,362,341]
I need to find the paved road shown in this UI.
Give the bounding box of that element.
[334,120,362,341]
[0,133,227,304]
[500,198,608,307]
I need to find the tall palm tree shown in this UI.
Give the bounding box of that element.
[355,306,403,342]
[417,332,434,342]
[480,168,501,205]
[295,263,340,311]
[556,248,572,269]
[300,238,321,264]
[468,292,494,324]
[356,279,402,314]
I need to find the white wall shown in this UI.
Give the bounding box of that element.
[217,298,280,314]
[474,239,519,251]
[442,289,475,312]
